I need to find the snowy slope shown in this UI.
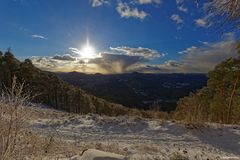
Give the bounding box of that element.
[29,107,240,160]
[80,149,126,160]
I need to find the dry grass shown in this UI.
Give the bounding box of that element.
[169,152,189,160]
[0,77,80,160]
[0,76,33,159]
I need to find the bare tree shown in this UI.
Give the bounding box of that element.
[206,0,240,30]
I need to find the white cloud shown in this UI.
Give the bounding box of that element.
[128,60,184,73]
[90,0,163,20]
[31,56,89,72]
[136,0,161,4]
[89,47,162,73]
[88,53,147,73]
[199,41,209,45]
[52,54,76,61]
[91,0,110,7]
[31,34,47,40]
[171,14,183,24]
[109,46,162,59]
[31,46,163,73]
[195,18,209,28]
[134,40,238,73]
[116,2,148,20]
[178,5,188,13]
[222,32,235,40]
[175,0,188,14]
[178,46,197,54]
[177,40,238,72]
[69,47,81,54]
[176,0,184,4]
[30,38,238,74]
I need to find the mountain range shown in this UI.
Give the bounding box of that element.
[58,72,208,111]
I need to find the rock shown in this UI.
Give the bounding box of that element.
[183,149,188,154]
[70,155,82,160]
[81,149,126,160]
[123,147,128,152]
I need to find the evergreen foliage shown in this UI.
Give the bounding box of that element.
[175,49,240,124]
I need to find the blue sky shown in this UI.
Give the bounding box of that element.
[0,0,238,73]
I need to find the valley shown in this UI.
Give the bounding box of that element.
[58,72,207,111]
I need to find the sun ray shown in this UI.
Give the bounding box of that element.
[78,40,99,59]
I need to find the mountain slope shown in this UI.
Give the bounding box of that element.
[29,106,240,160]
[0,51,130,116]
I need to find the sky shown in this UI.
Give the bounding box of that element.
[0,0,239,74]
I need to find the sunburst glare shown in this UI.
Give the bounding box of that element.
[77,38,101,60]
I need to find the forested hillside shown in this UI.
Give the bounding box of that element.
[0,50,130,116]
[175,52,240,124]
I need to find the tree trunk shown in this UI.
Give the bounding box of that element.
[227,72,240,124]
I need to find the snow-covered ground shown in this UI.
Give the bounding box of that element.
[28,106,240,160]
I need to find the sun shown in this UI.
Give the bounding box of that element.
[80,44,97,59]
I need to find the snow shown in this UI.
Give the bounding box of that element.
[80,149,126,160]
[28,107,240,160]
